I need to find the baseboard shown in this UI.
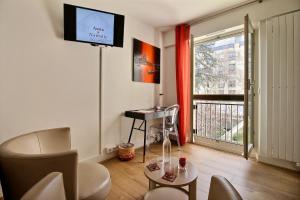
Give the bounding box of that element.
[257,155,300,171]
[79,151,118,163]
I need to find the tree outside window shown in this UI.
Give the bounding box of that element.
[194,33,244,95]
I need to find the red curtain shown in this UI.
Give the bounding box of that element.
[175,24,191,145]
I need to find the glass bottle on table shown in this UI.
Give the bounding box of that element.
[162,129,171,172]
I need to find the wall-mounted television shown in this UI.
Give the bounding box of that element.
[64,4,125,47]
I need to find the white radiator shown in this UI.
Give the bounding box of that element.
[259,11,300,164]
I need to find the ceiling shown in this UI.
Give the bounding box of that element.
[66,0,249,28]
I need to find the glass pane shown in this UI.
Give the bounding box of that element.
[248,29,254,146]
[194,34,244,95]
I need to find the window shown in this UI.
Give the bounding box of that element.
[229,90,236,94]
[218,81,225,88]
[228,80,236,88]
[218,90,225,94]
[229,64,236,73]
[228,52,236,60]
[193,32,244,95]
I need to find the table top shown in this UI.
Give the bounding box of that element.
[125,107,172,120]
[144,157,198,187]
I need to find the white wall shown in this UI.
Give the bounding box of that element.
[101,18,161,153]
[162,46,177,106]
[162,0,300,164]
[0,0,160,163]
[161,29,178,107]
[0,0,98,160]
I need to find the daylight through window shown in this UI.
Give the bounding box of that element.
[193,33,244,95]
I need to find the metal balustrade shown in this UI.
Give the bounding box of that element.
[194,101,244,145]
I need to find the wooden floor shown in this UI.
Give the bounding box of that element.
[102,143,300,200]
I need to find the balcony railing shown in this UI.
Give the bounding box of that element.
[194,101,244,145]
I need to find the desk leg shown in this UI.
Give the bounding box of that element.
[149,179,156,190]
[128,118,136,143]
[189,179,197,200]
[143,120,147,163]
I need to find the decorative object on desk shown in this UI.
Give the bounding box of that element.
[146,162,160,172]
[162,171,177,182]
[118,143,135,161]
[132,38,160,84]
[156,93,164,109]
[154,106,163,111]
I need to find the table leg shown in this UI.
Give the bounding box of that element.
[149,179,156,190]
[143,120,147,163]
[128,118,136,143]
[189,179,197,200]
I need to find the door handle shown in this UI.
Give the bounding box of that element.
[248,79,254,90]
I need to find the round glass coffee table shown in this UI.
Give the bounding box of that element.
[144,157,198,200]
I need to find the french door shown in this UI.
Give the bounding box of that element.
[243,14,254,159]
[192,14,255,160]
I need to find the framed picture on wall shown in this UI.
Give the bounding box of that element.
[132,38,160,84]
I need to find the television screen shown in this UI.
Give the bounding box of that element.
[64,4,124,47]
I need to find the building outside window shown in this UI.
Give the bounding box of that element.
[229,63,236,73]
[228,80,236,88]
[194,33,244,95]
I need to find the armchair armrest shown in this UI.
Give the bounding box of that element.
[21,172,66,200]
[0,150,78,200]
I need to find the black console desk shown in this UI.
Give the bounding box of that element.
[124,107,172,163]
